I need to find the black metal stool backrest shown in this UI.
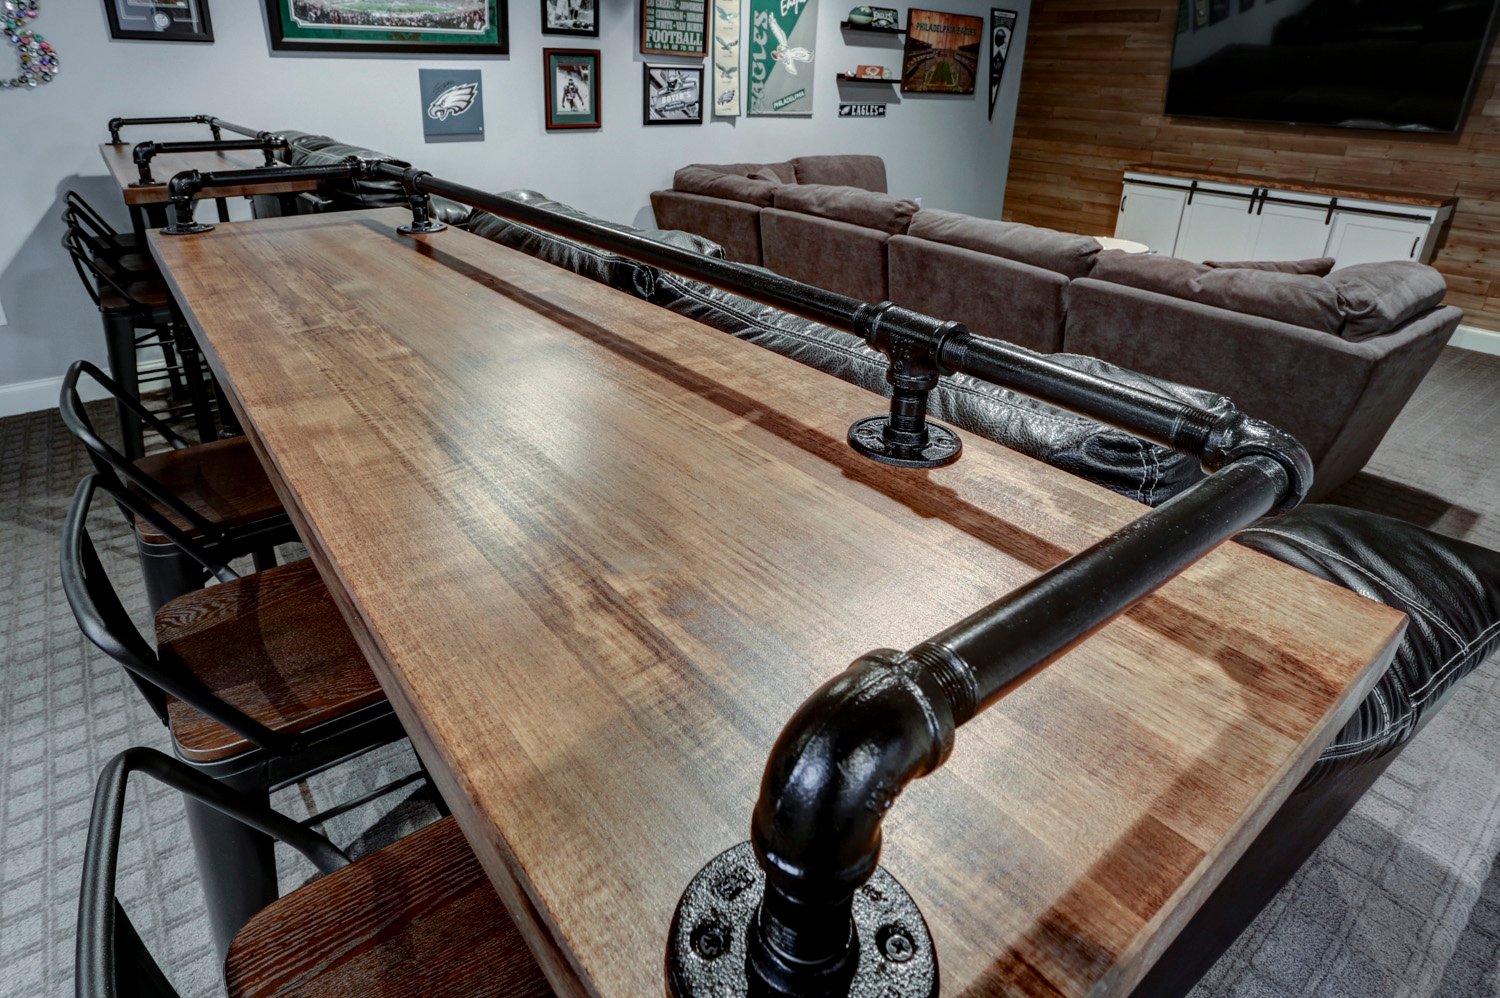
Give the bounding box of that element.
[59,473,293,753]
[77,747,349,998]
[64,191,131,249]
[58,361,225,543]
[60,230,155,319]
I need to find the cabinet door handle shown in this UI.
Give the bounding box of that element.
[1246,188,1260,214]
[1325,197,1338,225]
[1410,236,1420,259]
[1120,194,1127,213]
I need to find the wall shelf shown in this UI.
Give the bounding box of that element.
[839,20,904,34]
[836,73,897,83]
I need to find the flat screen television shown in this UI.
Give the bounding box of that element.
[1164,0,1500,133]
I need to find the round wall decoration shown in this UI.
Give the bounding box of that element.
[3,1,57,90]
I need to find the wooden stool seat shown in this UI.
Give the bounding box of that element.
[224,816,553,998]
[157,559,385,763]
[98,277,171,313]
[131,436,286,544]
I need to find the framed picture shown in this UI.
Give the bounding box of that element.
[545,48,601,129]
[644,64,704,124]
[542,0,596,36]
[641,0,707,57]
[264,0,508,55]
[900,8,982,95]
[103,0,214,42]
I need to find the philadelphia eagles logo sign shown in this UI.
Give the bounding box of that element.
[428,82,479,120]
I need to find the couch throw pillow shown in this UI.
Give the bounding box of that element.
[1327,261,1448,341]
[672,166,781,207]
[1092,250,1344,333]
[1204,257,1336,277]
[907,209,1101,279]
[771,184,919,235]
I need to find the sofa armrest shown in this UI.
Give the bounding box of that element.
[649,190,764,265]
[760,209,891,302]
[1063,279,1454,496]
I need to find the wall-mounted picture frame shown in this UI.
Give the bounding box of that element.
[641,0,707,57]
[542,0,596,36]
[104,0,214,42]
[900,7,982,95]
[545,48,601,129]
[644,63,704,124]
[263,0,508,55]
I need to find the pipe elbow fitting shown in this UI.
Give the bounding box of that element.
[1202,410,1314,512]
[751,649,957,908]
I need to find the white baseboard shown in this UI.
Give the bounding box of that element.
[1450,324,1500,357]
[0,358,167,420]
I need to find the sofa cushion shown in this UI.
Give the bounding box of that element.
[1205,257,1336,277]
[1236,505,1500,786]
[1091,250,1344,333]
[680,160,797,184]
[771,184,918,236]
[1326,261,1448,341]
[908,210,1102,279]
[789,154,888,192]
[672,166,782,207]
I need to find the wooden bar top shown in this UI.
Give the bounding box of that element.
[1125,164,1458,209]
[99,142,318,206]
[150,209,1404,996]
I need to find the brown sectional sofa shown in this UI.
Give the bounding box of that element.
[649,156,1462,497]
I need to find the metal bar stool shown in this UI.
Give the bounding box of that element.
[61,475,423,959]
[77,748,553,998]
[60,361,293,610]
[61,232,215,454]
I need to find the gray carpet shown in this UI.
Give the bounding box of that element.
[2,348,1498,997]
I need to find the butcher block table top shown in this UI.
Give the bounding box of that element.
[149,209,1405,997]
[99,142,318,206]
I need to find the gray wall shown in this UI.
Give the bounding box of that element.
[0,0,1030,403]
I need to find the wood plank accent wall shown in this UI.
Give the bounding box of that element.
[1002,1,1500,332]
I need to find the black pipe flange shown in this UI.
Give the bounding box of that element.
[667,841,937,997]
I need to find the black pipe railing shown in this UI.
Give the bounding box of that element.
[107,114,277,145]
[158,158,1315,996]
[130,137,288,187]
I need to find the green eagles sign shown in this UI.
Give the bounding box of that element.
[748,0,817,116]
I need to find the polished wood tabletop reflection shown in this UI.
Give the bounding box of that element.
[150,208,1405,996]
[99,142,317,206]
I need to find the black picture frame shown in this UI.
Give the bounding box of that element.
[103,0,214,43]
[264,0,509,55]
[643,63,704,125]
[541,0,597,36]
[641,0,707,58]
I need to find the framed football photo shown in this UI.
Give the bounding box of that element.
[264,0,508,55]
[900,7,982,95]
[541,0,596,36]
[103,0,214,42]
[545,48,601,129]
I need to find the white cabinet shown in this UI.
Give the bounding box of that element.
[1250,198,1334,261]
[1173,191,1259,262]
[1112,171,1453,268]
[1114,182,1188,256]
[1324,211,1431,268]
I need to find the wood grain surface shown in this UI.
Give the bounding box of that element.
[225,815,552,997]
[151,209,1405,997]
[1004,1,1500,331]
[98,143,318,206]
[1124,165,1459,209]
[157,559,385,762]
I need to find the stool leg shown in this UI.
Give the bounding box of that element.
[103,311,144,460]
[136,533,208,613]
[182,764,278,962]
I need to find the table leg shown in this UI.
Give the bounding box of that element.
[182,763,279,962]
[129,204,148,244]
[216,197,230,223]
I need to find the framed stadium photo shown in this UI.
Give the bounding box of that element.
[544,48,601,129]
[103,0,214,42]
[541,0,596,36]
[264,0,508,55]
[643,64,703,125]
[900,7,981,95]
